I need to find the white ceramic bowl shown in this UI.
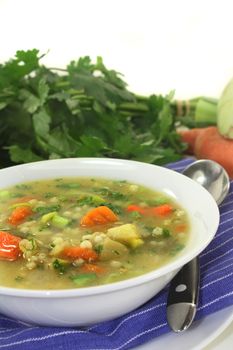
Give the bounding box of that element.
[0,158,219,326]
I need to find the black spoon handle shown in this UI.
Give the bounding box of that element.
[166,257,200,332]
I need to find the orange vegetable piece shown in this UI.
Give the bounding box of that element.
[0,231,22,261]
[80,263,106,275]
[179,126,233,179]
[179,128,204,154]
[61,246,98,261]
[8,206,33,226]
[150,204,173,216]
[174,224,187,233]
[126,205,146,214]
[80,206,118,227]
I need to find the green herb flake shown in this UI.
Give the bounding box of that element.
[170,243,185,256]
[69,273,97,286]
[28,238,37,250]
[77,195,104,207]
[94,245,103,254]
[113,250,120,255]
[15,276,24,282]
[129,211,142,219]
[147,197,169,206]
[53,259,68,274]
[33,204,61,215]
[15,184,32,190]
[56,183,80,189]
[94,187,128,201]
[162,228,171,238]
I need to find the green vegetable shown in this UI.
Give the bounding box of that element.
[15,276,24,282]
[53,258,69,274]
[34,204,61,215]
[147,197,169,206]
[56,183,80,189]
[69,273,97,286]
[0,190,10,198]
[129,211,142,219]
[94,187,128,200]
[170,243,185,256]
[40,211,69,227]
[15,184,32,190]
[0,49,187,168]
[51,214,69,228]
[94,245,103,254]
[162,228,171,238]
[174,97,218,127]
[76,194,122,214]
[217,78,233,139]
[101,202,122,215]
[41,211,57,224]
[76,194,105,206]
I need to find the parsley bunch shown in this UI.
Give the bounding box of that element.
[0,49,186,168]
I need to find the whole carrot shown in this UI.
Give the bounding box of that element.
[179,126,233,178]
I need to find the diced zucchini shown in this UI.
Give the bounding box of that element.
[41,212,69,228]
[0,190,10,198]
[51,214,69,228]
[41,211,57,224]
[70,273,97,286]
[76,194,105,207]
[107,224,144,249]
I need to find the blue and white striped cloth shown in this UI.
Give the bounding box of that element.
[1,158,233,350]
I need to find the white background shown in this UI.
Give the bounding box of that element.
[1,0,233,99]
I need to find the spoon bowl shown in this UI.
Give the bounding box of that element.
[183,159,230,205]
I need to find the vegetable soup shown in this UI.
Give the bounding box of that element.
[0,177,190,289]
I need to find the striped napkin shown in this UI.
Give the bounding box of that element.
[1,158,233,350]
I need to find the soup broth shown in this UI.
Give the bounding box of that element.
[0,177,190,289]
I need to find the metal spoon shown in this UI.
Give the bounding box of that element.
[166,159,230,332]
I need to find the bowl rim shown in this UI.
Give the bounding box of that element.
[0,157,220,298]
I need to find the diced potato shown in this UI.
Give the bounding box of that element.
[41,211,56,224]
[100,237,128,261]
[107,224,144,248]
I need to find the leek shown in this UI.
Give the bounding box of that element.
[217,78,233,139]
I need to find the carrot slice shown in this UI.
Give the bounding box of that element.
[61,246,98,261]
[80,263,106,274]
[0,231,21,261]
[150,204,173,216]
[80,206,118,227]
[174,224,187,233]
[8,206,33,225]
[126,205,146,214]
